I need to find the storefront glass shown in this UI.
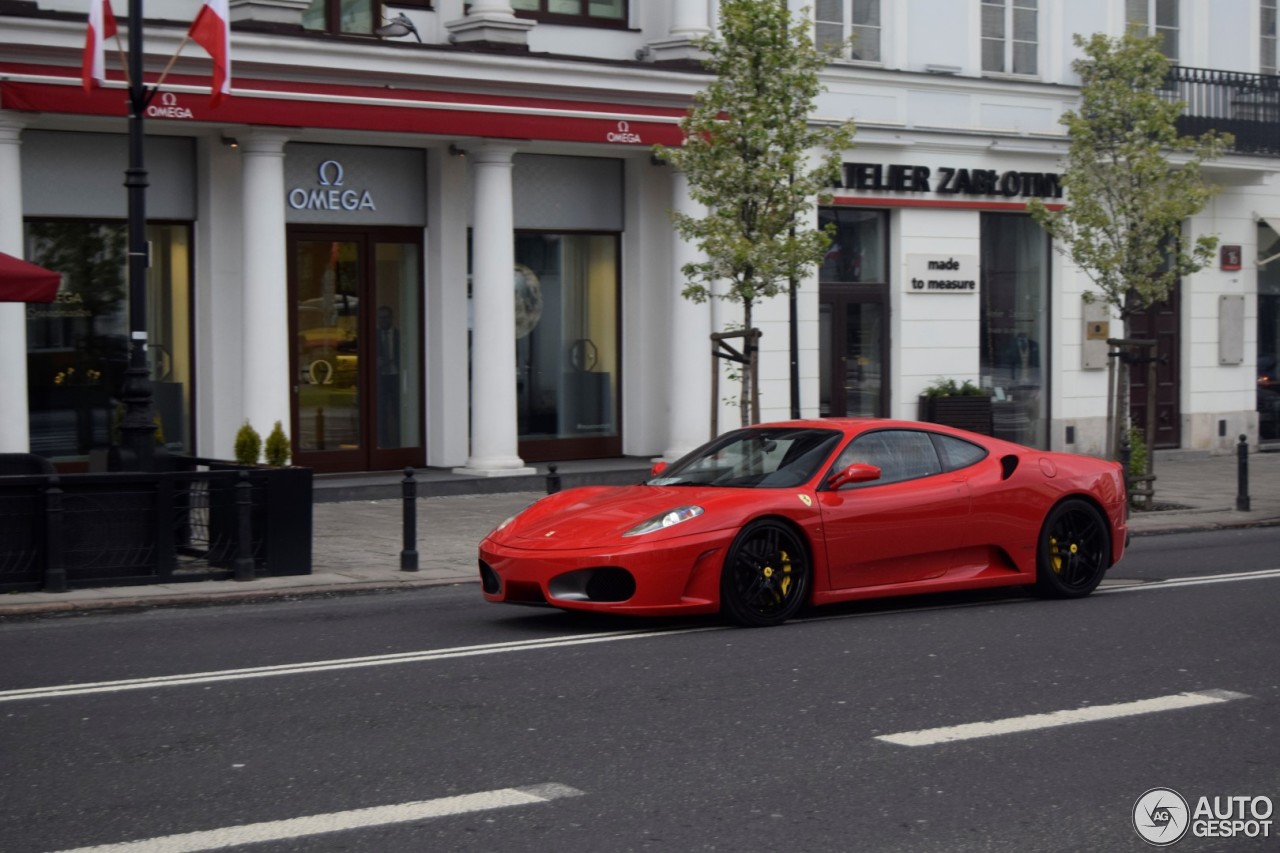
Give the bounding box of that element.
[513,232,619,456]
[25,221,192,463]
[1258,221,1280,442]
[980,213,1049,448]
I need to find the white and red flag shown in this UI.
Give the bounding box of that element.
[187,0,231,106]
[81,0,117,93]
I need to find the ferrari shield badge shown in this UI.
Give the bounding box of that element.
[797,494,812,507]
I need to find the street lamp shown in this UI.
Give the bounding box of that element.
[113,0,157,471]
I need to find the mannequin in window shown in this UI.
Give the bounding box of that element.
[1003,332,1040,384]
[376,305,400,448]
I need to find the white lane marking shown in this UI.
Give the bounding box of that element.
[3,568,1276,705]
[1098,567,1280,591]
[0,626,717,703]
[53,783,583,853]
[876,689,1250,747]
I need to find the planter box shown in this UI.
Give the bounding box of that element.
[918,395,994,436]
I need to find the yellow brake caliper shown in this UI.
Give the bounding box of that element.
[1050,536,1078,575]
[777,550,792,598]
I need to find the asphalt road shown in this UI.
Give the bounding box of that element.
[1,528,1277,853]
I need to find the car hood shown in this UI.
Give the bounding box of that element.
[490,484,752,549]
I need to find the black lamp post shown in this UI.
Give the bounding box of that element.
[114,0,157,470]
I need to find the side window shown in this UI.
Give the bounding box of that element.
[932,434,989,472]
[832,430,942,486]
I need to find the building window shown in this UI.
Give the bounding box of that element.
[1264,0,1277,76]
[303,0,430,35]
[1126,0,1178,62]
[979,213,1049,449]
[815,0,881,62]
[508,0,626,25]
[25,221,193,462]
[981,0,1037,76]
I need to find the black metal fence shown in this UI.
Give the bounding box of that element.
[0,459,312,594]
[1165,66,1280,156]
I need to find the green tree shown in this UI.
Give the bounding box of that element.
[1028,32,1228,319]
[1027,31,1228,475]
[653,0,855,426]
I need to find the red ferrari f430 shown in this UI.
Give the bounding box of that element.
[479,419,1128,627]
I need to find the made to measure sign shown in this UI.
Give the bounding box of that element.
[905,254,979,293]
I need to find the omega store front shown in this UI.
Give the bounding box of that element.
[286,144,425,473]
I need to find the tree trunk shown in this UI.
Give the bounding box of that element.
[740,300,754,427]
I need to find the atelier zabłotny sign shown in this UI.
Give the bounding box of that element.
[836,162,1064,199]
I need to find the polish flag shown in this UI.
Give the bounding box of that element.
[188,0,231,106]
[81,0,117,93]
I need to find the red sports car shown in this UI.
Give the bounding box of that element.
[479,419,1128,627]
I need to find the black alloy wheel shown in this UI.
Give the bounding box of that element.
[720,519,811,627]
[1034,498,1111,598]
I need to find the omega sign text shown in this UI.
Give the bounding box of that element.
[288,160,376,212]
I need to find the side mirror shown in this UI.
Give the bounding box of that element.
[826,462,881,490]
[650,460,668,478]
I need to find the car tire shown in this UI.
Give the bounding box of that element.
[1034,498,1111,599]
[720,519,810,627]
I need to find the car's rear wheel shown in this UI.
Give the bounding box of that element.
[1035,498,1110,598]
[720,519,810,627]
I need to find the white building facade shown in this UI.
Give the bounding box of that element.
[1,0,1277,476]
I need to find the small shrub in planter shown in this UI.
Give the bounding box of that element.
[234,421,262,466]
[918,377,993,435]
[264,421,291,467]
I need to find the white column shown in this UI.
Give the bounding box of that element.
[646,0,713,62]
[445,0,533,45]
[0,112,31,452]
[671,0,713,37]
[238,132,292,442]
[663,170,713,460]
[455,144,533,476]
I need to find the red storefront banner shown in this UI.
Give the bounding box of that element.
[0,62,688,147]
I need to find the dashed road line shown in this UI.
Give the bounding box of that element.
[53,783,584,852]
[875,689,1250,747]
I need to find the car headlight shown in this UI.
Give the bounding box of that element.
[623,506,704,537]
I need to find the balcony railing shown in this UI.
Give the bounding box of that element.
[1165,66,1280,156]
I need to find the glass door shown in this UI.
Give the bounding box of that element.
[820,289,888,418]
[290,228,422,472]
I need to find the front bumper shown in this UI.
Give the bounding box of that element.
[478,530,729,616]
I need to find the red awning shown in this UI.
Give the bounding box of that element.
[0,252,61,303]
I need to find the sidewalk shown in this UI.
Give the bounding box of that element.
[2,450,1277,617]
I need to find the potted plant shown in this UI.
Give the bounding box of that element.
[918,377,994,436]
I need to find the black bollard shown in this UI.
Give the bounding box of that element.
[233,470,256,581]
[546,464,561,494]
[43,475,67,593]
[1236,434,1251,512]
[401,466,419,572]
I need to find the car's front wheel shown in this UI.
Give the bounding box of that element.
[720,519,810,627]
[1035,498,1110,598]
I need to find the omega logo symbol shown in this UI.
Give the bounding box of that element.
[288,159,376,212]
[147,90,194,120]
[316,160,345,187]
[607,120,643,144]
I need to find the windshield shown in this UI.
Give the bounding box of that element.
[649,427,843,488]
